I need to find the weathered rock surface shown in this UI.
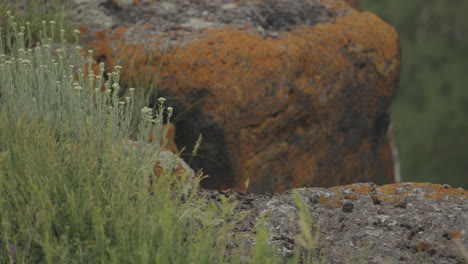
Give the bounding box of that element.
[66,0,401,193]
[202,183,468,263]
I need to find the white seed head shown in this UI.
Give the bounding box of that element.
[50,20,56,25]
[20,59,31,65]
[119,101,125,105]
[74,86,83,91]
[73,29,81,35]
[114,65,122,70]
[158,97,167,104]
[74,45,82,51]
[125,96,131,102]
[141,107,152,114]
[112,83,120,89]
[60,29,65,33]
[129,87,136,93]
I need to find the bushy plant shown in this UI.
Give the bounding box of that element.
[0,14,247,263]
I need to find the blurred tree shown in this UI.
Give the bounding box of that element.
[361,0,468,188]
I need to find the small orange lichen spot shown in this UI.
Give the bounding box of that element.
[450,231,462,240]
[319,196,330,205]
[343,184,374,194]
[379,184,401,196]
[77,25,88,34]
[417,241,430,252]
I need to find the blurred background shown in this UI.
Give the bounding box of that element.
[361,0,468,188]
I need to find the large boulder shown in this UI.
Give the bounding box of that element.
[67,0,401,193]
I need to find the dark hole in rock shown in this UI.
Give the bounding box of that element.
[342,202,354,213]
[151,90,236,190]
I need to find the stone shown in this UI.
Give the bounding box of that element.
[200,183,468,263]
[126,123,195,191]
[67,0,401,193]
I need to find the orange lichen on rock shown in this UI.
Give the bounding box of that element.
[315,183,468,209]
[318,195,343,208]
[417,241,431,252]
[449,231,462,240]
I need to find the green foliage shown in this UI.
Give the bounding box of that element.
[0,15,248,263]
[0,0,75,49]
[249,214,279,264]
[361,0,468,188]
[289,191,325,264]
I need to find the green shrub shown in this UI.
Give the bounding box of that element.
[0,15,246,263]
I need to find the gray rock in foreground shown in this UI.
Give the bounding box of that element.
[201,182,468,263]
